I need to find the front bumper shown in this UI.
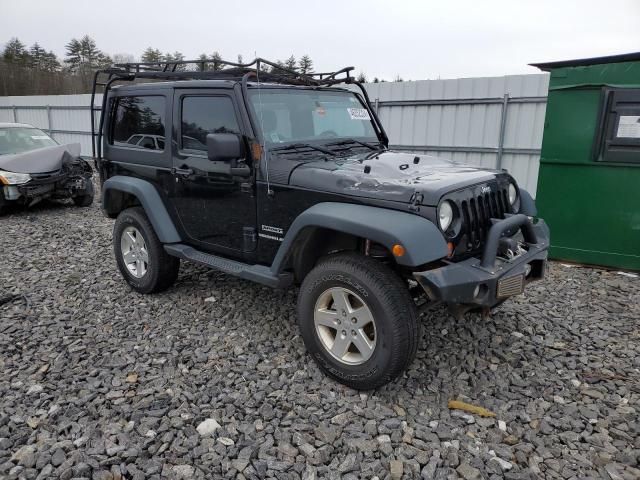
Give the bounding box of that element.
[414,214,549,308]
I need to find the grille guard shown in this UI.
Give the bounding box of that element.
[413,217,549,308]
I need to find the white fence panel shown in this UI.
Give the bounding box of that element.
[0,94,102,157]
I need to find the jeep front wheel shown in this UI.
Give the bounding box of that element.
[113,207,180,294]
[297,252,419,390]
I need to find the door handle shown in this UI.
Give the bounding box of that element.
[172,167,193,177]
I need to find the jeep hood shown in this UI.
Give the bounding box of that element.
[288,150,508,206]
[0,143,81,174]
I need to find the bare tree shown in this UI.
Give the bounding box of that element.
[113,53,136,65]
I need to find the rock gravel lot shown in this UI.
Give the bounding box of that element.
[1,186,639,480]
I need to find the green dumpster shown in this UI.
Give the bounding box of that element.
[532,53,640,271]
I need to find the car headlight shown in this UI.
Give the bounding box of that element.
[438,200,454,232]
[508,183,518,205]
[0,170,31,186]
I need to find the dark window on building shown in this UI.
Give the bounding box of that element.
[110,96,166,151]
[594,88,640,164]
[181,96,240,152]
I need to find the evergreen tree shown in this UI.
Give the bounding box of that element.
[141,47,163,63]
[163,51,185,71]
[356,72,367,83]
[298,55,313,74]
[211,51,222,71]
[41,51,61,72]
[284,55,297,72]
[3,38,30,65]
[29,43,45,68]
[64,35,111,73]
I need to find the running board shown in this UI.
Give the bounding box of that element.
[164,244,293,288]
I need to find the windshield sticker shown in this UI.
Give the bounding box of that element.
[315,107,326,116]
[31,135,50,140]
[347,108,371,120]
[617,115,640,138]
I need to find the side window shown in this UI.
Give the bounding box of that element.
[181,96,240,153]
[595,88,640,164]
[110,96,166,151]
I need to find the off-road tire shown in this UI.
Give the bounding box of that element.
[73,194,94,207]
[297,252,420,390]
[113,207,179,294]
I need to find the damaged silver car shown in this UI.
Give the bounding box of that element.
[0,123,94,215]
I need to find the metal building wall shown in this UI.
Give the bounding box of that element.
[0,73,548,194]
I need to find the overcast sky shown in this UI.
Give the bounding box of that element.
[1,0,639,80]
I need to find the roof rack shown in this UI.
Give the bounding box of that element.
[90,57,387,159]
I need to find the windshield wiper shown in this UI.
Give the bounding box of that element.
[327,139,383,151]
[270,143,336,156]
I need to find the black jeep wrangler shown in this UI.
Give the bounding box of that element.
[92,58,549,389]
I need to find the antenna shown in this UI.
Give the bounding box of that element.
[255,55,273,197]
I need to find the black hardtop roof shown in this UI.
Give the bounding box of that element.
[530,51,640,71]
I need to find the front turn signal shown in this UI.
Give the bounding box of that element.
[392,244,406,257]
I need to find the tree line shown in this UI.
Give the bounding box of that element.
[1,35,398,96]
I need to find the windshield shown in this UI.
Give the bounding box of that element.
[0,127,58,155]
[249,89,378,145]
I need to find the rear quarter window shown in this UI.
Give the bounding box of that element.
[110,96,166,151]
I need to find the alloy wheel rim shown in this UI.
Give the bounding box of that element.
[120,226,149,278]
[313,287,377,365]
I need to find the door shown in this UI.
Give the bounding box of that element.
[169,89,256,254]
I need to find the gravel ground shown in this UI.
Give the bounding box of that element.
[1,185,639,480]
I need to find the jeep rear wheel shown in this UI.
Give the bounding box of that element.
[297,252,419,390]
[113,207,179,294]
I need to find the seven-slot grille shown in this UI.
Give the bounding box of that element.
[460,187,511,249]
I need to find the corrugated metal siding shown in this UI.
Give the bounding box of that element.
[0,74,548,194]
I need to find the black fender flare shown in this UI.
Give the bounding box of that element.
[519,189,537,216]
[270,202,448,273]
[102,176,181,244]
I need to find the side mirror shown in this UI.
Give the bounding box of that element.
[206,133,244,162]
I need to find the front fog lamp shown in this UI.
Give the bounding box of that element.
[508,183,518,205]
[0,170,31,186]
[438,201,454,232]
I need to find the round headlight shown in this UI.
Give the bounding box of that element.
[508,183,518,205]
[438,201,454,232]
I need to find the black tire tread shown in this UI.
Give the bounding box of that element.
[299,252,420,389]
[113,207,179,294]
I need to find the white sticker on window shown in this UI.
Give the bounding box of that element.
[347,108,371,120]
[616,115,640,138]
[31,135,50,140]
